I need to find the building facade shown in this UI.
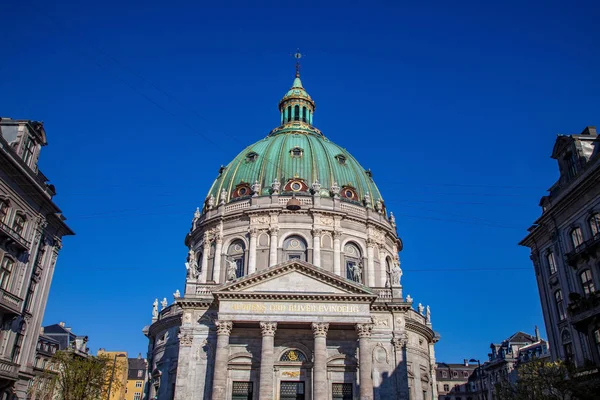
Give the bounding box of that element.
[468,330,549,400]
[0,118,73,399]
[144,67,439,400]
[435,361,477,400]
[98,350,129,400]
[520,126,600,367]
[125,355,148,400]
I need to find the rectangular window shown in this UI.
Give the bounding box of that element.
[21,135,35,166]
[12,213,26,236]
[555,290,566,321]
[288,254,301,261]
[0,200,8,223]
[280,381,304,399]
[232,381,253,400]
[443,384,449,391]
[235,258,244,278]
[547,252,557,274]
[332,383,352,399]
[571,227,584,249]
[0,257,14,291]
[133,393,141,400]
[136,381,143,388]
[580,270,595,295]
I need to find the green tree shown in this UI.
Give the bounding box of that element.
[28,350,123,400]
[495,359,600,400]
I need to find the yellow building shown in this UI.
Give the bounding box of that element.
[124,354,148,400]
[98,349,129,400]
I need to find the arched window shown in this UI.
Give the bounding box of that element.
[283,236,307,261]
[561,330,573,360]
[294,105,300,121]
[580,269,595,295]
[570,227,583,249]
[280,349,307,362]
[302,107,307,122]
[287,106,292,122]
[344,243,362,283]
[589,213,600,237]
[0,199,9,223]
[227,240,246,278]
[0,257,15,290]
[12,213,26,236]
[555,290,566,321]
[546,252,557,275]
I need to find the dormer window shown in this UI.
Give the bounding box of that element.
[563,152,578,179]
[245,152,258,162]
[335,154,346,165]
[340,186,358,201]
[12,213,26,236]
[290,147,303,158]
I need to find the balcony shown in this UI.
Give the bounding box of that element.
[0,220,31,256]
[0,358,19,381]
[0,288,23,315]
[567,291,600,328]
[566,232,600,267]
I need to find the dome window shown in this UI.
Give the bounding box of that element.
[290,147,303,158]
[283,179,308,192]
[335,154,346,165]
[302,107,307,123]
[294,105,300,121]
[340,186,358,201]
[245,152,258,163]
[232,183,252,199]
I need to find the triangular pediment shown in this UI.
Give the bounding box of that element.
[214,260,375,298]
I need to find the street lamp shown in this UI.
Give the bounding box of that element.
[469,359,485,400]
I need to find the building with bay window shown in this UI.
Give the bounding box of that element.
[0,118,73,398]
[144,65,439,400]
[520,125,600,368]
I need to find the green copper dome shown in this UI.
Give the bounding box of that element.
[205,74,384,209]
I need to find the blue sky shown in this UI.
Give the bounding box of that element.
[1,0,599,363]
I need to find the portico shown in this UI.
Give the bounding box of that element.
[210,261,376,400]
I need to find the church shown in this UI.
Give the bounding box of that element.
[144,61,439,400]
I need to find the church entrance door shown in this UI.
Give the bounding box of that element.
[279,381,305,400]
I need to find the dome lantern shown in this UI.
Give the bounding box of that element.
[278,51,315,127]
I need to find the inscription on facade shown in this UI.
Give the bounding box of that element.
[230,302,361,314]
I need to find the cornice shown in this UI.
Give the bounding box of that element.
[148,314,182,337]
[215,292,375,302]
[405,320,436,342]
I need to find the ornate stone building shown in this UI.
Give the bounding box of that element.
[520,126,600,367]
[144,66,439,400]
[0,118,73,399]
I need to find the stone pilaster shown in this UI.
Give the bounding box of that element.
[312,322,329,398]
[366,239,376,287]
[200,235,210,283]
[269,227,279,267]
[259,322,277,399]
[213,234,223,283]
[248,228,258,274]
[211,320,233,400]
[312,229,322,268]
[378,247,386,287]
[392,335,408,399]
[333,230,341,276]
[356,323,374,400]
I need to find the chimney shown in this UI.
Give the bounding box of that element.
[581,126,597,136]
[535,325,540,341]
[138,353,142,359]
[464,359,469,366]
[59,321,65,327]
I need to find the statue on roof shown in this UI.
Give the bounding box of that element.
[185,249,199,280]
[152,299,159,319]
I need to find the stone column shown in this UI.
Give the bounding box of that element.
[212,320,233,400]
[200,238,210,283]
[356,323,374,400]
[269,227,279,267]
[366,239,376,287]
[248,228,258,274]
[333,230,341,276]
[259,322,277,399]
[213,234,223,283]
[312,322,329,399]
[312,229,321,268]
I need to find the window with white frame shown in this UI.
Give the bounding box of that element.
[136,381,142,388]
[580,270,595,295]
[570,227,584,249]
[555,290,566,321]
[0,199,9,223]
[590,213,600,237]
[12,213,26,236]
[546,252,557,274]
[0,257,15,290]
[133,393,141,400]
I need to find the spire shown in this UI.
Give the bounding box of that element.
[278,50,315,126]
